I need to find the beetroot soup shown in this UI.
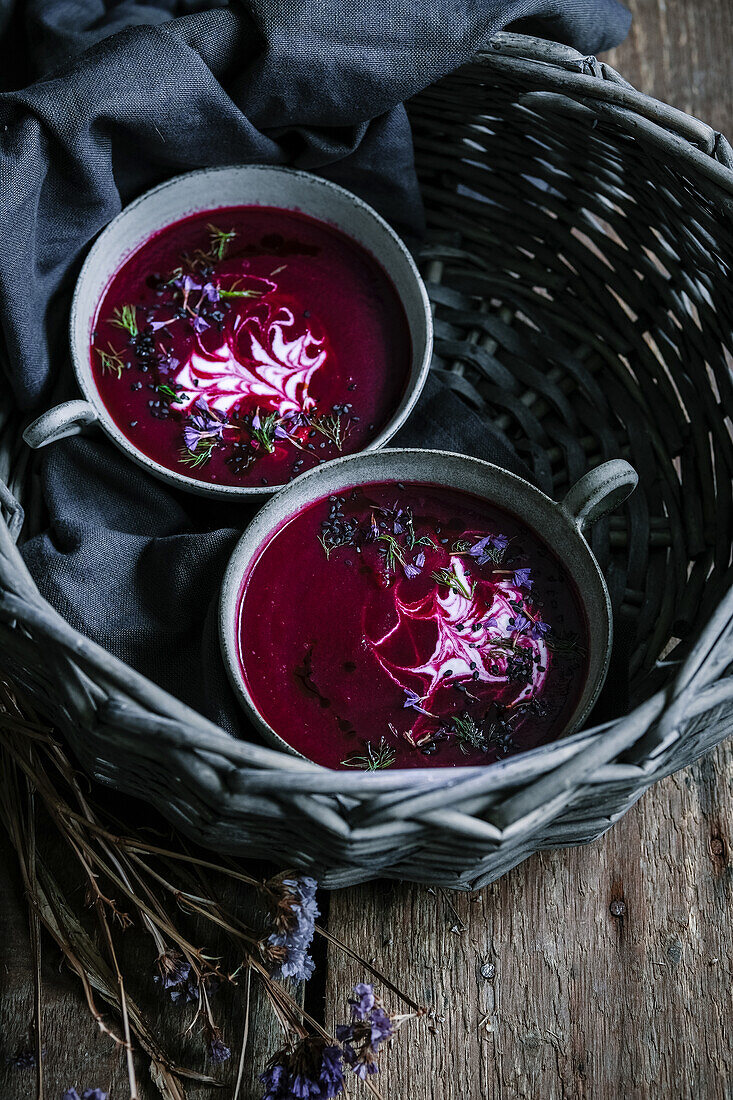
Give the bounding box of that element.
[91,207,411,487]
[237,482,590,769]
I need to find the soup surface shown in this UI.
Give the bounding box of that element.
[91,206,412,487]
[237,481,590,769]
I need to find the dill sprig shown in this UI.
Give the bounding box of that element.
[249,410,281,454]
[110,304,139,337]
[402,508,417,549]
[317,534,334,560]
[431,565,475,599]
[95,343,126,379]
[341,737,397,771]
[547,631,586,658]
[157,383,183,403]
[377,532,406,574]
[218,277,268,300]
[179,438,218,468]
[310,413,351,451]
[207,223,237,261]
[450,713,485,754]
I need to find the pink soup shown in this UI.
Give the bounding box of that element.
[91,207,411,487]
[237,482,590,769]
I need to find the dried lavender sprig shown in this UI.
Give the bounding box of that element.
[262,876,319,982]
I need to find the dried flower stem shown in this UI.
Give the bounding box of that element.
[0,677,421,1098]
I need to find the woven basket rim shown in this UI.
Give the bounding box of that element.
[2,31,733,887]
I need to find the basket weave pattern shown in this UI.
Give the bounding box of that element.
[1,33,732,889]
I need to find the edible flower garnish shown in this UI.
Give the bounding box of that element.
[467,533,508,565]
[403,688,436,717]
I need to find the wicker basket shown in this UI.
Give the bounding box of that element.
[1,33,732,890]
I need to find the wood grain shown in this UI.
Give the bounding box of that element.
[326,741,733,1099]
[606,0,733,135]
[2,1,732,1098]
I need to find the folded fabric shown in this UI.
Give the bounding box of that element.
[2,0,631,738]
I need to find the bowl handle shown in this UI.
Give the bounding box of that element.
[23,400,99,449]
[560,459,638,534]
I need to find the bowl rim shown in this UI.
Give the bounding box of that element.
[219,447,613,768]
[68,164,434,499]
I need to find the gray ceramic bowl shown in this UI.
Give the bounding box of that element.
[220,449,638,760]
[22,165,433,498]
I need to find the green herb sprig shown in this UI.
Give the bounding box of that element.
[310,413,351,451]
[431,565,475,599]
[341,737,397,770]
[110,304,139,337]
[179,439,218,468]
[95,343,126,379]
[207,223,237,261]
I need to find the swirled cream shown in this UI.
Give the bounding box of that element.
[91,206,411,487]
[238,481,590,769]
[173,305,326,419]
[371,557,549,707]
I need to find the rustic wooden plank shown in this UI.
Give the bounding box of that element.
[606,0,733,135]
[325,741,733,1099]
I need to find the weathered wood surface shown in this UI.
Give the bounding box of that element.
[326,742,733,1099]
[2,2,732,1098]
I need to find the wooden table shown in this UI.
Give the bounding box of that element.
[2,2,732,1097]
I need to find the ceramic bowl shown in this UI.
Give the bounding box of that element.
[22,165,433,498]
[220,449,638,760]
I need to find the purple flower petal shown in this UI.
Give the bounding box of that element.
[491,533,509,551]
[415,551,426,568]
[403,689,432,716]
[267,877,319,983]
[351,983,376,1020]
[183,425,201,451]
[468,536,492,558]
[202,281,220,302]
[191,314,210,334]
[467,534,503,566]
[530,619,551,639]
[513,568,533,588]
[252,412,261,430]
[511,614,530,633]
[403,562,420,579]
[370,1006,394,1047]
[209,1035,231,1064]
